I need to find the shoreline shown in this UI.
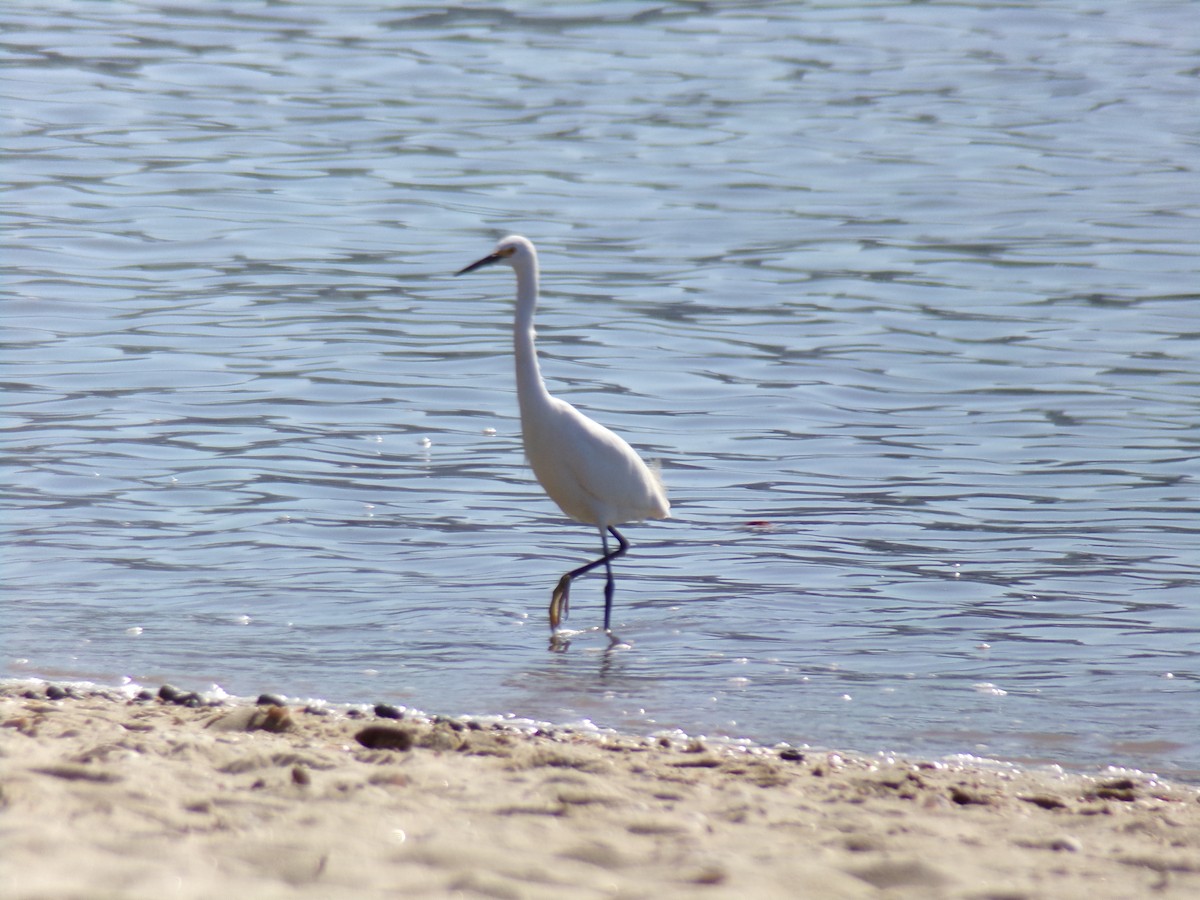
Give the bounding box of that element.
[2,681,1198,898]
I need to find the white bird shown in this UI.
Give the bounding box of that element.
[455,235,670,635]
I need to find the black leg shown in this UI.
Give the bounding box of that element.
[601,526,628,632]
[548,526,629,631]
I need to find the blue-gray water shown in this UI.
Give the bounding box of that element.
[4,2,1198,778]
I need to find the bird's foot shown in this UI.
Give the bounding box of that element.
[549,574,572,630]
[604,629,630,650]
[548,632,572,653]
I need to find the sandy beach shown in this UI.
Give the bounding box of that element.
[1,683,1196,899]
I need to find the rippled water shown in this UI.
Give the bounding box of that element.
[4,1,1198,777]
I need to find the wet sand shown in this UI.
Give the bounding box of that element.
[1,682,1197,898]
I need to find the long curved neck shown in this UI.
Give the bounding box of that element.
[512,257,550,411]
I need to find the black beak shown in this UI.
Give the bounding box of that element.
[455,252,501,276]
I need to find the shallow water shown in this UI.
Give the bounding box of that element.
[4,1,1198,777]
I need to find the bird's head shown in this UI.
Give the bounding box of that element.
[455,235,536,276]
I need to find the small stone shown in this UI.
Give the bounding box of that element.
[416,725,465,752]
[374,703,403,720]
[45,685,68,701]
[1021,794,1068,810]
[1090,778,1138,801]
[3,716,35,736]
[1048,835,1082,852]
[256,693,286,707]
[779,748,805,762]
[844,835,885,853]
[355,726,415,751]
[1090,786,1137,802]
[949,785,991,806]
[206,706,294,734]
[257,706,294,733]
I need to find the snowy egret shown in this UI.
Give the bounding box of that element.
[455,236,670,635]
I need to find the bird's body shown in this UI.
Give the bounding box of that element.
[520,393,667,528]
[456,235,669,634]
